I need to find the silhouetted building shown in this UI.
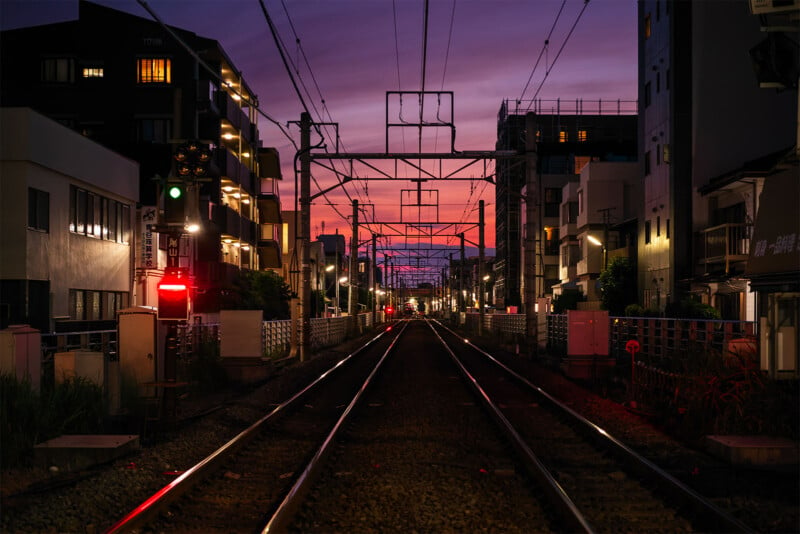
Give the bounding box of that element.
[1,0,282,317]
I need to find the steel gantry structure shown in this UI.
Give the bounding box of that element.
[293,91,524,361]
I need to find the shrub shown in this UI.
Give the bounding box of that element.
[625,303,645,317]
[552,289,586,314]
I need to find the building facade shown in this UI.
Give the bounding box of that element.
[496,101,638,309]
[1,0,282,320]
[0,108,138,332]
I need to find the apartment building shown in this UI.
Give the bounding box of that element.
[496,101,638,308]
[1,0,282,319]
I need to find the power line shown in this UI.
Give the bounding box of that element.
[517,0,567,102]
[135,0,296,149]
[524,0,592,110]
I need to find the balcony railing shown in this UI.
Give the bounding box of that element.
[699,223,752,274]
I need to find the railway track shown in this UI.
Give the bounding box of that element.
[104,319,753,533]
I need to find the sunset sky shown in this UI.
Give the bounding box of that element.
[2,0,638,255]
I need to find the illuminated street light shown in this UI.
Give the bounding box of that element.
[587,235,603,247]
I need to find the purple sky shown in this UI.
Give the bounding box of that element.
[1,0,638,250]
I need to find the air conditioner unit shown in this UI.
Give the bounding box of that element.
[749,0,800,15]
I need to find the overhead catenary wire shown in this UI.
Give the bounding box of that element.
[517,0,567,103]
[524,0,592,111]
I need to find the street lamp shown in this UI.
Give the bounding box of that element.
[587,234,607,269]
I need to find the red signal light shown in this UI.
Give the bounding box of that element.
[157,275,189,320]
[385,306,394,315]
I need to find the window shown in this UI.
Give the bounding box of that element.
[644,13,651,38]
[656,144,661,165]
[577,129,587,142]
[666,219,670,239]
[645,151,652,175]
[136,58,171,84]
[663,143,670,164]
[82,67,104,78]
[70,289,129,320]
[574,155,591,174]
[644,81,652,107]
[28,188,49,232]
[41,57,75,83]
[137,118,172,143]
[657,216,661,237]
[559,129,568,143]
[544,227,560,256]
[645,220,652,244]
[544,188,562,218]
[70,185,131,244]
[566,201,578,224]
[578,190,584,214]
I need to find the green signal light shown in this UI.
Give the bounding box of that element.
[167,185,183,199]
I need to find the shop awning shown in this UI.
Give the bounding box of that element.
[745,167,800,292]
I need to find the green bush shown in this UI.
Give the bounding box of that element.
[552,289,586,314]
[1,374,104,467]
[665,296,721,319]
[625,303,645,316]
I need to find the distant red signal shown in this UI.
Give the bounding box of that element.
[385,306,394,315]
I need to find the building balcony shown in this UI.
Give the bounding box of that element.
[216,149,253,194]
[214,90,249,131]
[560,264,577,282]
[698,223,752,274]
[212,204,243,239]
[258,223,282,269]
[576,253,603,277]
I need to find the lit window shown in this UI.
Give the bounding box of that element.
[644,14,651,39]
[82,67,104,78]
[137,58,171,84]
[559,129,568,143]
[577,130,587,142]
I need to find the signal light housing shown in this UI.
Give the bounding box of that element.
[157,273,189,320]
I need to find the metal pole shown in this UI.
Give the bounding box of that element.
[459,233,466,313]
[335,248,340,316]
[524,112,539,356]
[371,233,377,327]
[478,200,485,336]
[349,200,358,335]
[299,112,311,362]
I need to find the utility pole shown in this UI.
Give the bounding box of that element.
[299,112,312,362]
[349,200,359,335]
[459,233,466,313]
[524,112,539,357]
[478,200,485,336]
[371,233,377,326]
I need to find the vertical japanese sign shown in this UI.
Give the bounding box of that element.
[140,206,157,269]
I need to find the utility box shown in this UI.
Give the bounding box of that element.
[563,310,612,380]
[117,307,157,397]
[220,310,269,384]
[54,351,105,386]
[0,325,41,392]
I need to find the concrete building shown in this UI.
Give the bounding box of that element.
[496,101,638,309]
[1,0,282,319]
[637,0,795,316]
[0,107,138,332]
[555,161,640,306]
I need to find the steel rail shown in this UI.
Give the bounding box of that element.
[426,319,596,533]
[103,326,394,534]
[262,320,410,533]
[432,319,754,534]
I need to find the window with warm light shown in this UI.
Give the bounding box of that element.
[136,58,171,84]
[577,130,587,142]
[644,13,651,39]
[559,129,568,143]
[82,67,104,78]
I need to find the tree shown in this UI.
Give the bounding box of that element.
[598,257,637,315]
[221,270,292,320]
